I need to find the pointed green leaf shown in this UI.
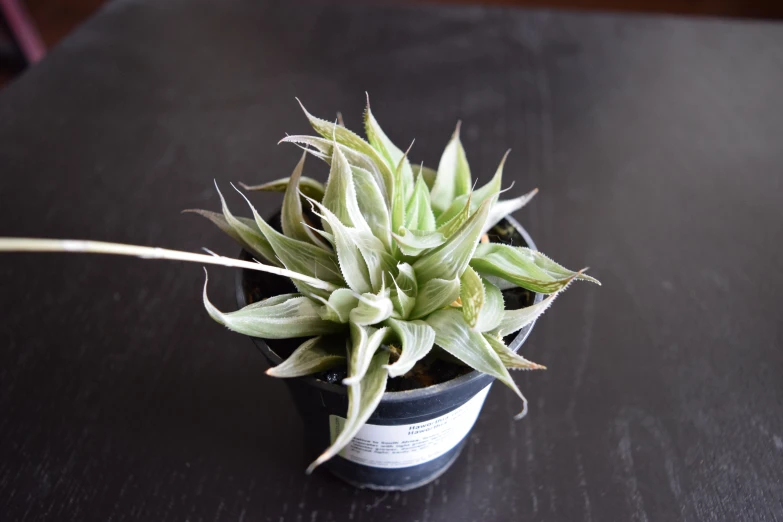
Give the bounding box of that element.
[203,281,342,339]
[239,176,325,201]
[280,135,389,205]
[309,201,372,294]
[470,243,600,293]
[364,98,414,200]
[481,189,538,235]
[409,276,460,320]
[472,150,510,204]
[474,278,505,333]
[430,123,471,214]
[383,318,436,378]
[315,288,359,323]
[313,197,394,294]
[296,100,394,199]
[357,241,397,294]
[411,163,437,190]
[435,195,472,238]
[281,152,329,247]
[391,154,408,248]
[426,308,527,418]
[343,323,389,385]
[306,348,389,473]
[434,193,469,229]
[356,238,397,294]
[413,199,491,283]
[395,263,417,294]
[266,336,347,378]
[483,333,546,371]
[392,282,416,319]
[207,184,281,267]
[321,143,370,233]
[392,228,446,257]
[311,201,372,294]
[492,292,559,338]
[352,166,391,250]
[235,189,344,291]
[391,263,417,319]
[459,266,484,328]
[182,209,272,260]
[349,291,394,326]
[404,174,436,231]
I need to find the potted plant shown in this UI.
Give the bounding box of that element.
[0,97,599,491]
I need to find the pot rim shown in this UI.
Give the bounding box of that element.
[235,214,544,404]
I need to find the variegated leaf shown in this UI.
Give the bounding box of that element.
[392,228,446,257]
[203,280,342,339]
[483,333,546,371]
[404,173,436,231]
[315,288,359,323]
[350,230,396,293]
[391,282,416,319]
[472,150,510,204]
[266,336,347,378]
[459,266,484,328]
[306,348,390,473]
[426,308,528,418]
[352,166,391,251]
[434,193,470,230]
[343,323,389,385]
[409,276,460,320]
[395,263,417,293]
[390,153,409,257]
[322,143,371,233]
[411,163,437,190]
[349,291,394,326]
[391,263,417,319]
[307,198,372,294]
[474,278,505,332]
[413,199,491,283]
[383,318,436,378]
[430,123,472,215]
[435,195,472,238]
[470,243,600,294]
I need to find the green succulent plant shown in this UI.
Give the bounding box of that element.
[190,98,599,471]
[0,97,599,473]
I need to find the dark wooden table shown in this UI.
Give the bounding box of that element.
[1,1,782,520]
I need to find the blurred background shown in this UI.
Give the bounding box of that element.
[2,0,783,89]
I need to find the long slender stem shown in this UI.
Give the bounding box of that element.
[0,238,339,291]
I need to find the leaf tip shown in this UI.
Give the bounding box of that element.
[453,120,462,139]
[513,397,529,420]
[577,268,601,286]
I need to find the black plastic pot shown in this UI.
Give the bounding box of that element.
[235,215,543,491]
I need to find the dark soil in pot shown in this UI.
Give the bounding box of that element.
[236,213,542,491]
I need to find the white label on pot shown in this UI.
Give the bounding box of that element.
[329,385,491,469]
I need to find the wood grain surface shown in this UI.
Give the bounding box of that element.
[1,1,782,520]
